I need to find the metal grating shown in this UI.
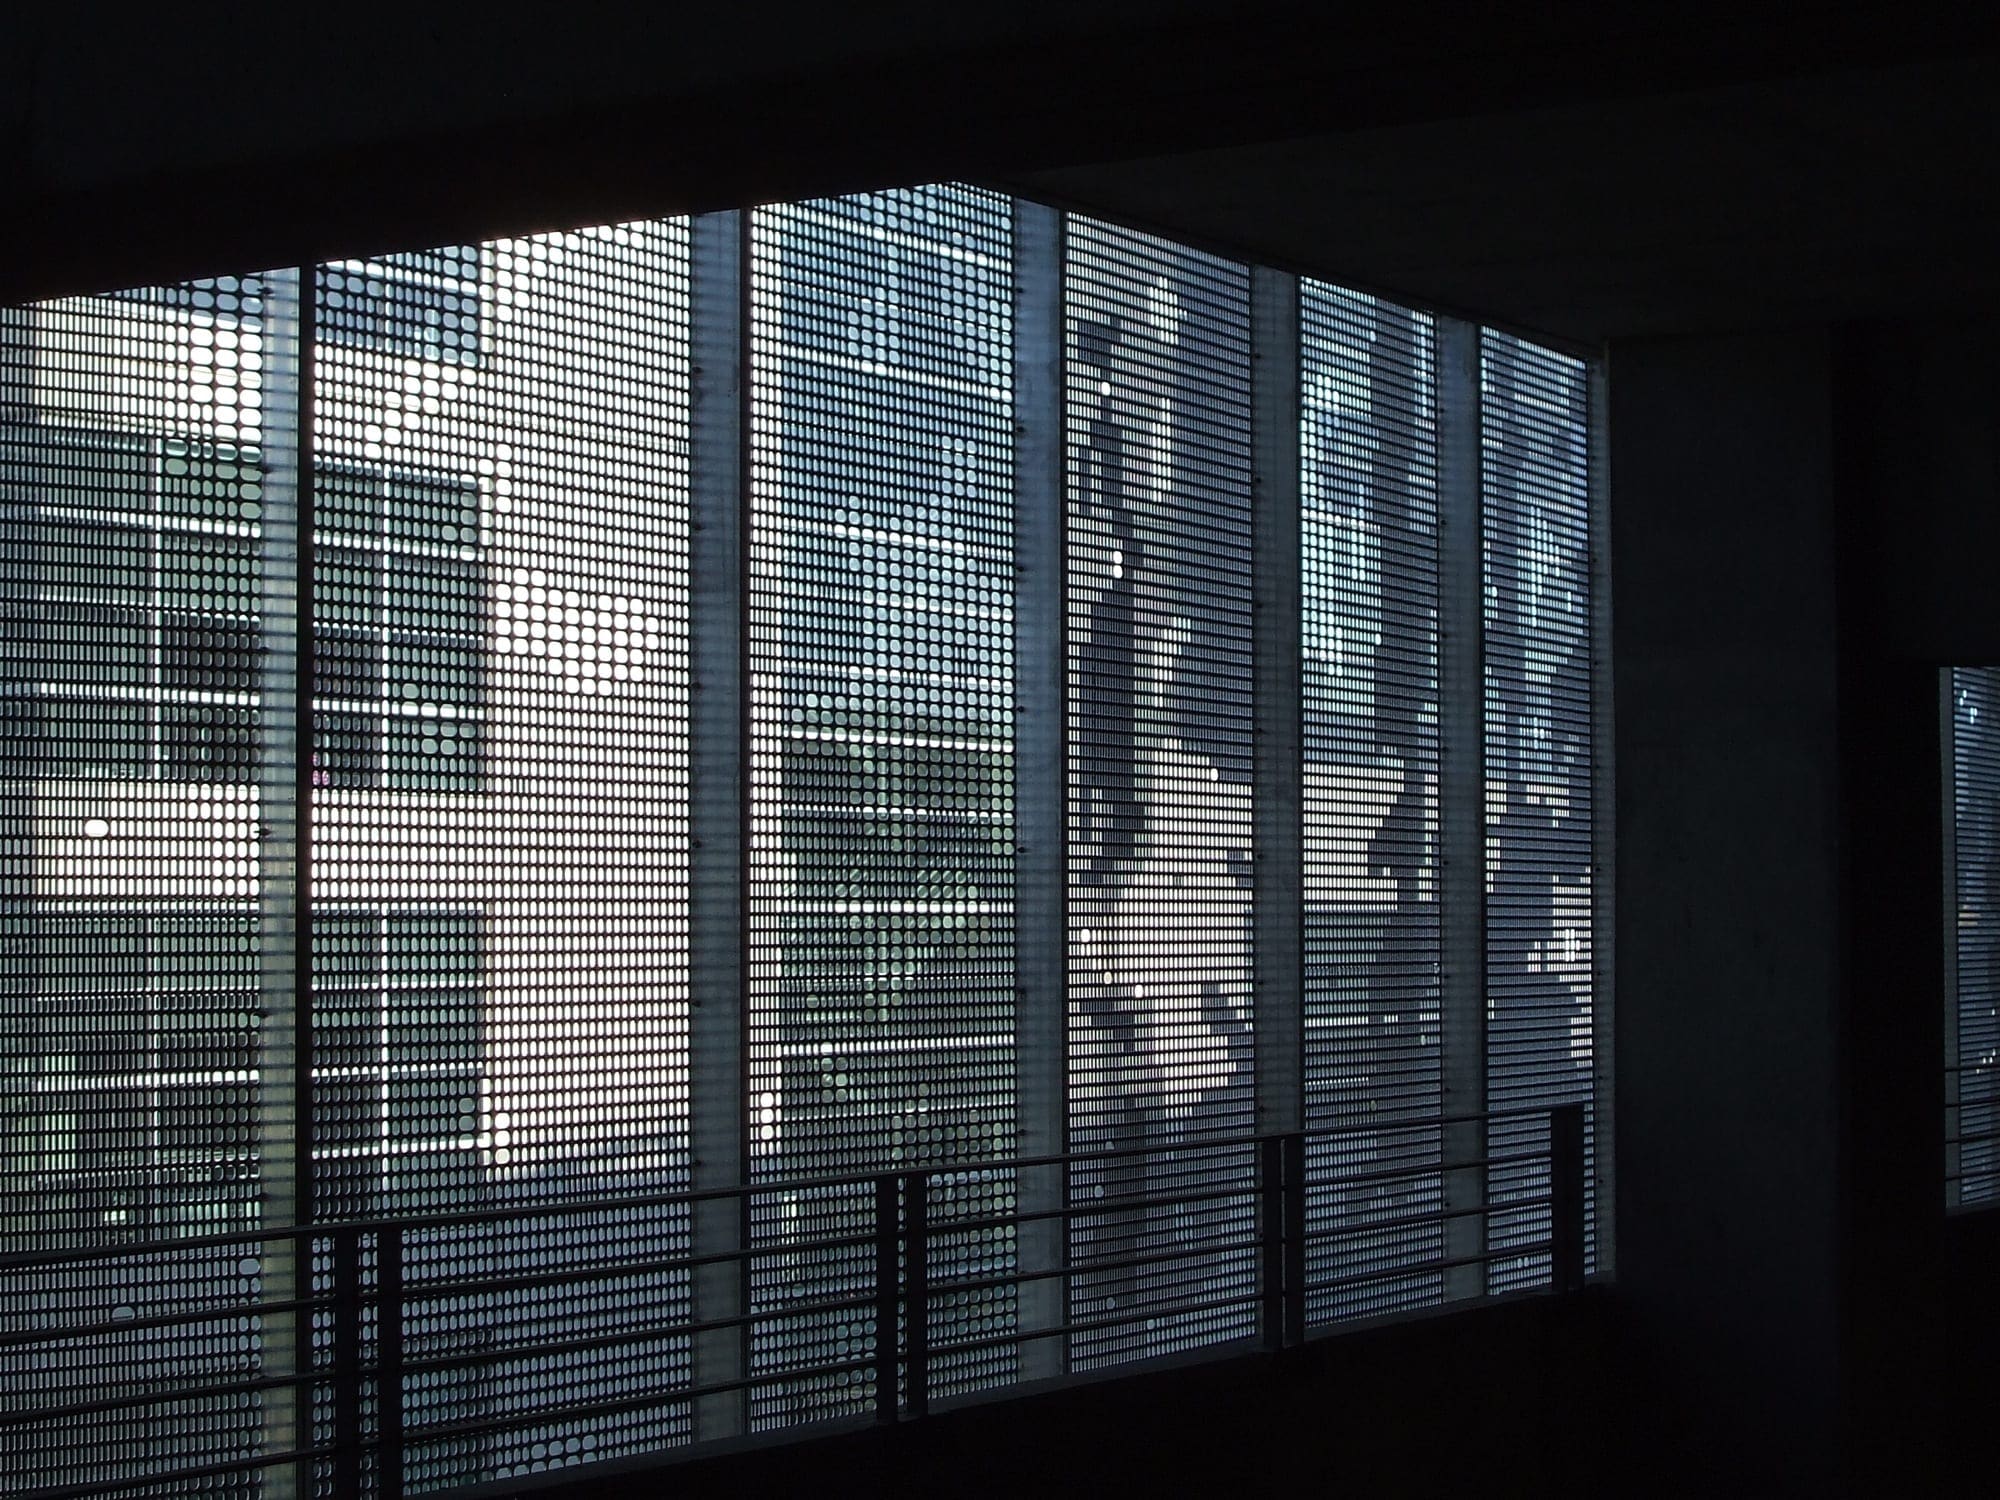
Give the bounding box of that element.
[1298,283,1444,1322]
[1065,218,1258,1367]
[311,220,695,1490]
[1949,667,2000,1207]
[1,270,300,1497]
[746,187,1018,1426]
[1480,331,1595,1290]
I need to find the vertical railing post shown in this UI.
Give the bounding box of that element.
[1281,1132,1308,1347]
[904,1171,931,1419]
[1258,1136,1286,1351]
[873,1174,900,1424]
[1550,1104,1587,1294]
[378,1225,406,1500]
[331,1228,362,1497]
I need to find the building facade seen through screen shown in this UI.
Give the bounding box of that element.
[0,184,1603,1497]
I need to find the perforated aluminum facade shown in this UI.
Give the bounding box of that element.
[1,186,1604,1497]
[1949,667,2000,1208]
[746,186,1018,1424]
[1298,284,1444,1321]
[1480,333,1595,1289]
[1065,219,1259,1366]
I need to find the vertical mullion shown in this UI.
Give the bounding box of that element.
[256,265,311,1494]
[1433,315,1487,1302]
[687,209,749,1441]
[1586,355,1616,1269]
[1012,198,1069,1385]
[1250,265,1303,1347]
[1250,264,1303,1148]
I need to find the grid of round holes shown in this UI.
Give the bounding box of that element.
[1063,219,1259,1370]
[1,280,275,784]
[1298,282,1447,1324]
[311,220,694,1488]
[744,186,1017,1427]
[1479,332,1594,1294]
[1951,667,2000,1207]
[0,271,290,1498]
[396,1211,692,1493]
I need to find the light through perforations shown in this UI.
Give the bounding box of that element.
[493,573,665,695]
[312,222,694,1488]
[1065,218,1257,1369]
[746,186,1017,1427]
[1950,667,2000,1207]
[1299,283,1444,1323]
[0,269,296,1499]
[1480,332,1594,1292]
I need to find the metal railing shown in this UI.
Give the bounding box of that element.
[1,1103,1590,1499]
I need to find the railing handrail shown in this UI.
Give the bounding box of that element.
[2,1102,1594,1500]
[0,1101,1586,1270]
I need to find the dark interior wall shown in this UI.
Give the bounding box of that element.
[1847,315,2000,662]
[1832,315,2000,1492]
[1608,328,1844,1486]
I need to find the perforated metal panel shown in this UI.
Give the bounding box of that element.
[1949,667,2000,1207]
[746,187,1017,1424]
[1065,219,1257,1366]
[1,270,300,1497]
[1298,283,1443,1320]
[1480,332,1594,1290]
[312,221,694,1488]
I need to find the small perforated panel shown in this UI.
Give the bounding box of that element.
[1950,667,2000,1207]
[1298,284,1443,1321]
[1480,332,1595,1290]
[1065,219,1257,1367]
[746,187,1017,1425]
[1,271,300,1496]
[312,222,693,1488]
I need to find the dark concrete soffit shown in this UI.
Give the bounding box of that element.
[2,3,1990,305]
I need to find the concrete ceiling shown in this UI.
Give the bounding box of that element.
[1009,55,2000,345]
[5,2,1996,344]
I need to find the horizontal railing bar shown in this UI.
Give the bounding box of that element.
[932,1229,1266,1301]
[398,1286,882,1375]
[402,1228,878,1302]
[927,1289,1267,1361]
[0,1365,332,1428]
[16,1445,340,1500]
[402,1353,879,1444]
[0,1111,1581,1265]
[1302,1194,1555,1245]
[0,1223,319,1273]
[0,1294,338,1350]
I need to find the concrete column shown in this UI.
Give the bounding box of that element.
[1609,328,1841,1488]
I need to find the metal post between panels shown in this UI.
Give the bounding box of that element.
[873,1174,900,1424]
[904,1171,931,1419]
[256,265,312,1500]
[1257,1136,1286,1352]
[1250,262,1305,1352]
[1434,316,1489,1305]
[331,1228,362,1497]
[1282,1133,1308,1347]
[1011,197,1070,1387]
[1550,1103,1587,1294]
[379,1226,406,1500]
[687,208,751,1443]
